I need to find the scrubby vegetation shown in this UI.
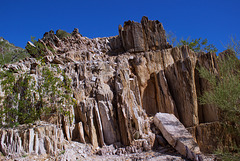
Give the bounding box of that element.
[166,32,218,53]
[25,36,55,58]
[56,29,71,39]
[0,37,29,65]
[0,35,75,127]
[179,37,218,53]
[197,37,240,160]
[0,61,74,127]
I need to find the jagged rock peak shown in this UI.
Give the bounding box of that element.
[34,16,169,57]
[118,16,169,53]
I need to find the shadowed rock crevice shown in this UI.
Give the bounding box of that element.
[142,74,158,116]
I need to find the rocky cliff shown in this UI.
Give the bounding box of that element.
[0,16,226,160]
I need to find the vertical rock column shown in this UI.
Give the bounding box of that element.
[195,52,219,123]
[163,46,199,127]
[119,16,168,53]
[0,124,65,158]
[115,57,151,146]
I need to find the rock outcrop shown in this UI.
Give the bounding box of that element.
[116,16,169,53]
[0,16,224,160]
[0,122,66,158]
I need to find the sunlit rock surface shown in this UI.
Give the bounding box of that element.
[154,113,203,161]
[0,17,222,160]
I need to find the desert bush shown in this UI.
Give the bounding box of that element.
[179,37,218,53]
[0,63,74,127]
[0,38,29,65]
[56,29,71,39]
[25,36,55,58]
[198,37,240,159]
[166,32,218,53]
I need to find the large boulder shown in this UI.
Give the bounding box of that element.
[154,113,203,161]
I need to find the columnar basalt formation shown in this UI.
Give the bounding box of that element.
[0,17,223,159]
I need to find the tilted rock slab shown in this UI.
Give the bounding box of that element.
[154,113,203,161]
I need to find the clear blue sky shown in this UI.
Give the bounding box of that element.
[1,0,240,53]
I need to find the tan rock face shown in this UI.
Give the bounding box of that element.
[118,16,169,53]
[0,17,222,159]
[187,122,237,154]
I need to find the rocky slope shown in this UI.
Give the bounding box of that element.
[0,37,29,65]
[0,16,230,160]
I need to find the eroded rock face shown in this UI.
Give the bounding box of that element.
[0,17,221,159]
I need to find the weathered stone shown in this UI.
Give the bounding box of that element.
[93,102,105,147]
[187,122,237,154]
[141,16,168,51]
[0,122,65,158]
[98,101,117,145]
[109,35,124,53]
[43,30,55,41]
[72,122,86,144]
[72,28,80,35]
[154,113,203,161]
[156,134,168,147]
[163,46,199,127]
[120,21,145,52]
[28,129,34,153]
[0,17,224,160]
[118,16,167,53]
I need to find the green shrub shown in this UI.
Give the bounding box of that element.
[56,29,71,39]
[198,37,240,158]
[165,32,218,53]
[179,37,218,53]
[0,38,29,65]
[25,36,55,58]
[0,62,74,127]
